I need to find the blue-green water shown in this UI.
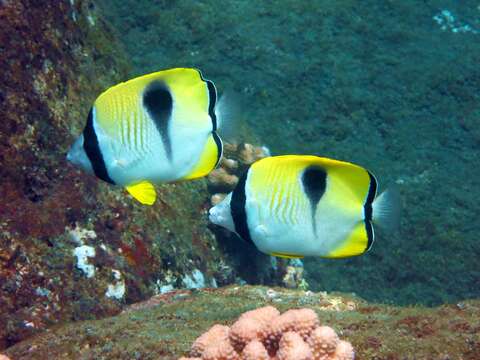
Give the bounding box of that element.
[100,0,480,306]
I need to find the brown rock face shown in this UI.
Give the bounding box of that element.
[0,0,228,350]
[0,0,132,349]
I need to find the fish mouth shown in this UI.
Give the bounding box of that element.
[208,206,218,223]
[66,135,94,175]
[66,147,74,163]
[66,135,83,165]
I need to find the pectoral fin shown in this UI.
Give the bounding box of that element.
[126,181,156,205]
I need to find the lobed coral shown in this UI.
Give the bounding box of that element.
[180,306,354,360]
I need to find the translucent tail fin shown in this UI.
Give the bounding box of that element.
[215,90,241,142]
[372,184,401,233]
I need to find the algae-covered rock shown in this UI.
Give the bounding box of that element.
[0,0,274,350]
[4,286,480,359]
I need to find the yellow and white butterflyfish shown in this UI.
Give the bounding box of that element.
[67,68,223,205]
[209,155,400,258]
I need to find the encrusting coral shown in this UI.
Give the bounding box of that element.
[179,306,354,360]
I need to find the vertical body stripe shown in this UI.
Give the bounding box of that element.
[83,108,115,184]
[364,171,377,251]
[230,168,254,245]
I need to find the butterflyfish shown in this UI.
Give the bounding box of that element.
[209,155,400,258]
[67,68,223,205]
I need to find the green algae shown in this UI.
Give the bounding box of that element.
[5,286,480,359]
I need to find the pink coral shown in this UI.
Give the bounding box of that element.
[202,341,239,360]
[277,332,312,360]
[242,340,269,360]
[239,305,280,325]
[332,340,355,360]
[190,324,230,357]
[229,306,281,352]
[307,326,340,359]
[263,308,319,353]
[180,306,354,360]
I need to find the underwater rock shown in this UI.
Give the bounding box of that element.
[0,0,254,351]
[4,285,480,359]
[0,0,132,348]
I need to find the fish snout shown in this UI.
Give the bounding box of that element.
[208,206,220,224]
[66,135,94,175]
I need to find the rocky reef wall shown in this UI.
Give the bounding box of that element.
[0,0,284,350]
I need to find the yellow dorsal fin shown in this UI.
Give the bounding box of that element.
[270,252,304,259]
[125,181,156,205]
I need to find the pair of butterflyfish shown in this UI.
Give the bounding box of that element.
[68,68,400,259]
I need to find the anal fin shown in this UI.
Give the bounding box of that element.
[126,181,157,205]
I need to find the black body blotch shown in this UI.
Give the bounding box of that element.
[302,165,327,235]
[143,81,173,161]
[83,108,115,184]
[231,167,254,245]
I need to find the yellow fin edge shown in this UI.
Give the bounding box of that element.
[183,135,220,180]
[126,181,157,205]
[325,222,368,258]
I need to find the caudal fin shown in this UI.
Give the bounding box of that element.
[215,90,241,142]
[372,184,401,233]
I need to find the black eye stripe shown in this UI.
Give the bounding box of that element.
[83,108,115,184]
[230,167,254,245]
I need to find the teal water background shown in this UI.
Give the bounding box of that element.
[99,0,480,306]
